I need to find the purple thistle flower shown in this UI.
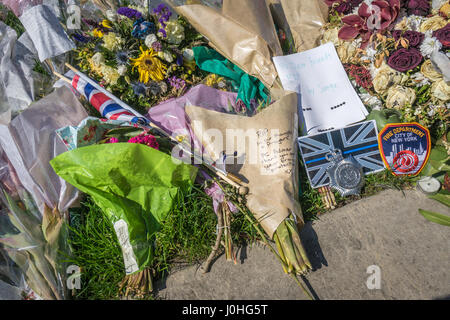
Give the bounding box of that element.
[168,76,186,90]
[117,7,143,19]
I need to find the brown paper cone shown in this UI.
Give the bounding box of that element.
[167,0,280,88]
[186,92,302,238]
[280,0,329,52]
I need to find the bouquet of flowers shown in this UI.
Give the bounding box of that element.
[321,0,449,140]
[71,3,232,115]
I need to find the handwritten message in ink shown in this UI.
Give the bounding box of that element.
[256,129,295,175]
[273,43,368,135]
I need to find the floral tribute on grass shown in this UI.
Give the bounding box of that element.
[322,0,449,141]
[72,4,234,115]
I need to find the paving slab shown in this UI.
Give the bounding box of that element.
[155,189,450,300]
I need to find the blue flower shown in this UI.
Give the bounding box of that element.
[132,82,147,97]
[115,51,130,65]
[131,18,156,39]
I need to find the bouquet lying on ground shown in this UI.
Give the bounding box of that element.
[72,3,235,114]
[321,0,449,141]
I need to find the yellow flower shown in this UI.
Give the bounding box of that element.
[431,79,450,101]
[130,46,167,83]
[421,60,443,82]
[102,32,123,51]
[373,63,403,95]
[204,74,224,88]
[93,28,104,38]
[101,65,120,86]
[385,85,416,109]
[420,15,447,33]
[101,19,113,29]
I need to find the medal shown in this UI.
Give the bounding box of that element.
[326,149,364,197]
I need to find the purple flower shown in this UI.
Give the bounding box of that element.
[387,48,423,72]
[158,28,167,38]
[154,4,172,29]
[433,24,450,48]
[176,54,183,66]
[392,30,424,47]
[152,41,162,52]
[406,0,430,16]
[168,76,186,90]
[117,7,143,19]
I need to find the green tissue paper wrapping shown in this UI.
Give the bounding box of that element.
[50,143,198,274]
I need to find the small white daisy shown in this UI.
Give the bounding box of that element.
[407,15,425,31]
[420,32,443,58]
[411,72,431,86]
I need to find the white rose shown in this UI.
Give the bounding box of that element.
[385,85,416,109]
[145,34,157,48]
[431,79,450,101]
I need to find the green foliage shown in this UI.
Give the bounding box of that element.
[419,209,450,227]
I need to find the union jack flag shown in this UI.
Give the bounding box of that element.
[298,120,385,188]
[71,74,147,124]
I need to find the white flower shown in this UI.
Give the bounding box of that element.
[106,10,117,22]
[428,105,437,117]
[361,46,377,62]
[406,15,425,31]
[92,52,105,66]
[183,48,194,61]
[117,65,127,76]
[410,72,431,86]
[158,51,174,63]
[420,32,443,58]
[145,34,157,48]
[414,106,422,116]
[359,92,382,110]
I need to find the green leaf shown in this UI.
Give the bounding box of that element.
[428,191,450,207]
[418,209,450,227]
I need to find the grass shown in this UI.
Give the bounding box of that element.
[66,185,259,300]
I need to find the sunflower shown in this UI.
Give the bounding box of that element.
[130,46,167,83]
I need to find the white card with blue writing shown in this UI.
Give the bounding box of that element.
[273,42,368,135]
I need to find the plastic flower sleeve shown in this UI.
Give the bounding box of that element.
[0,86,88,216]
[18,4,75,61]
[0,147,68,300]
[166,0,281,88]
[146,84,238,155]
[0,21,49,123]
[0,0,42,17]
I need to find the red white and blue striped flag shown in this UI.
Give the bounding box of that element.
[70,73,148,125]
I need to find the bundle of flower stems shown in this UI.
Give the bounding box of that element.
[206,180,314,300]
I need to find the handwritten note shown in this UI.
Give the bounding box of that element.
[256,129,295,175]
[273,43,368,135]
